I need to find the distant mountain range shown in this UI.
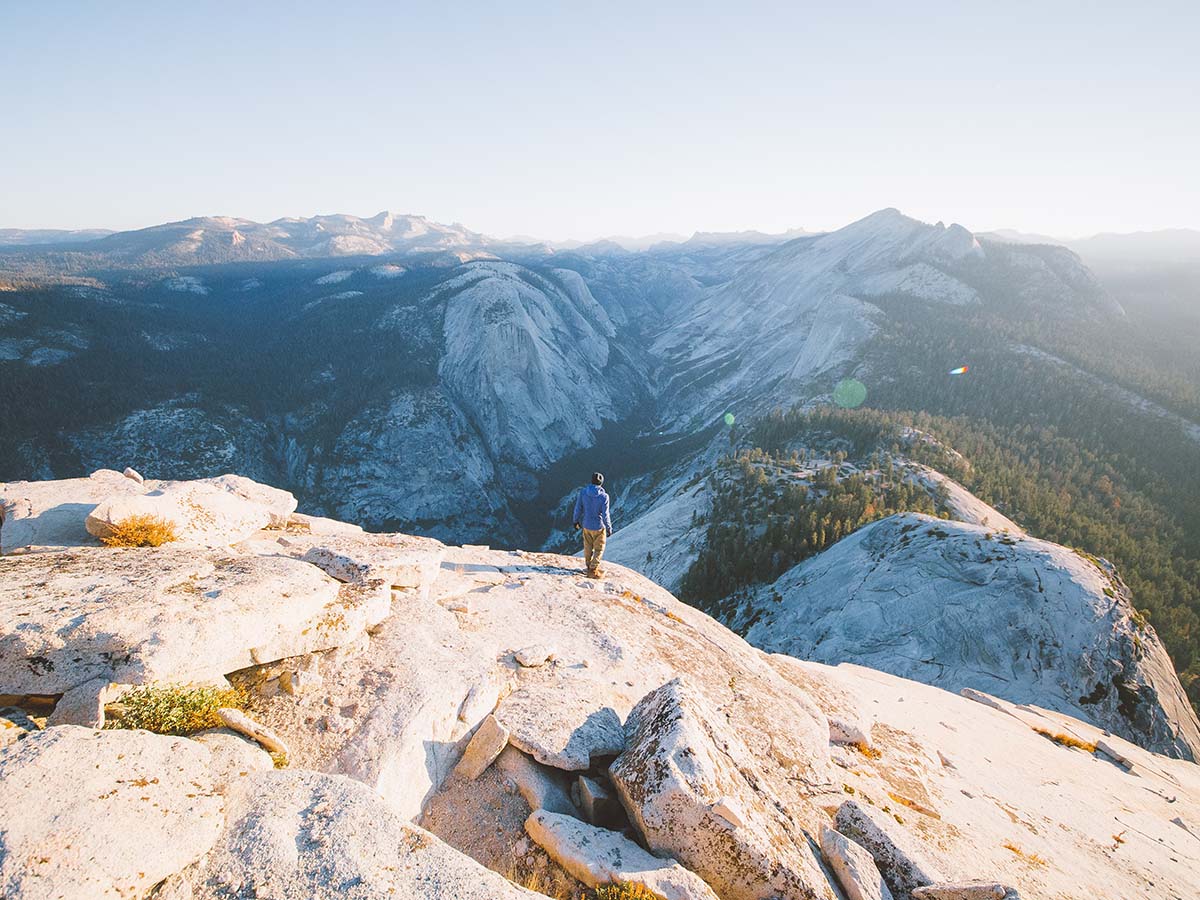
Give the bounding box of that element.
[0,227,113,246]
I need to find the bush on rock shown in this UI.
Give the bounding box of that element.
[106,683,248,735]
[99,513,179,547]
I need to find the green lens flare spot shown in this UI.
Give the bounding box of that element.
[833,379,867,409]
[723,412,736,427]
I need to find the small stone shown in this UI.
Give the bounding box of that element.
[280,667,323,696]
[912,882,1019,900]
[123,467,144,484]
[829,713,872,748]
[217,707,291,757]
[455,714,511,780]
[514,645,555,667]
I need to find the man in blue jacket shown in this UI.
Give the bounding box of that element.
[573,472,613,578]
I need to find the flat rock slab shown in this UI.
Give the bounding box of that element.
[455,713,511,779]
[610,678,835,900]
[0,725,223,900]
[526,809,720,900]
[0,469,142,555]
[169,769,542,899]
[496,680,625,771]
[291,532,445,589]
[0,545,384,694]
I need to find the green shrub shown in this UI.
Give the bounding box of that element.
[105,683,247,735]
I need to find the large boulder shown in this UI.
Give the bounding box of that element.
[525,809,720,900]
[610,678,836,900]
[85,474,296,546]
[0,726,224,900]
[163,769,542,899]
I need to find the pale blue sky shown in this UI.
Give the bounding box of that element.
[2,1,1196,239]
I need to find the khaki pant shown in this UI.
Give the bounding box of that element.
[582,528,607,573]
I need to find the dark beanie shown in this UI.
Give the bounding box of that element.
[592,472,604,485]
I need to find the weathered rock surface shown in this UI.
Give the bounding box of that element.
[743,513,1200,760]
[514,643,556,667]
[45,676,123,727]
[0,706,40,748]
[163,769,542,899]
[0,546,381,694]
[610,678,836,900]
[496,745,578,816]
[190,728,274,788]
[526,809,721,900]
[577,773,623,828]
[836,799,948,899]
[821,824,895,900]
[0,726,223,900]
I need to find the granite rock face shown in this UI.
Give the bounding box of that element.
[742,513,1200,760]
[0,474,1198,900]
[0,727,224,900]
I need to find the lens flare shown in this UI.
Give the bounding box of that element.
[833,378,868,409]
[723,412,736,427]
[949,366,969,375]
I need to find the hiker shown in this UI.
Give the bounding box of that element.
[573,472,613,578]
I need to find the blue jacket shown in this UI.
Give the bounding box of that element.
[573,484,612,532]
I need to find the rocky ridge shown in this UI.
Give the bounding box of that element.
[736,513,1200,761]
[1,471,1198,899]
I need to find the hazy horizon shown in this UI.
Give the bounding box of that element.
[3,2,1197,239]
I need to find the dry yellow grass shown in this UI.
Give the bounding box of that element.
[1003,840,1049,867]
[100,514,179,547]
[105,683,247,735]
[1032,727,1097,753]
[502,867,572,899]
[854,741,882,759]
[589,885,660,900]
